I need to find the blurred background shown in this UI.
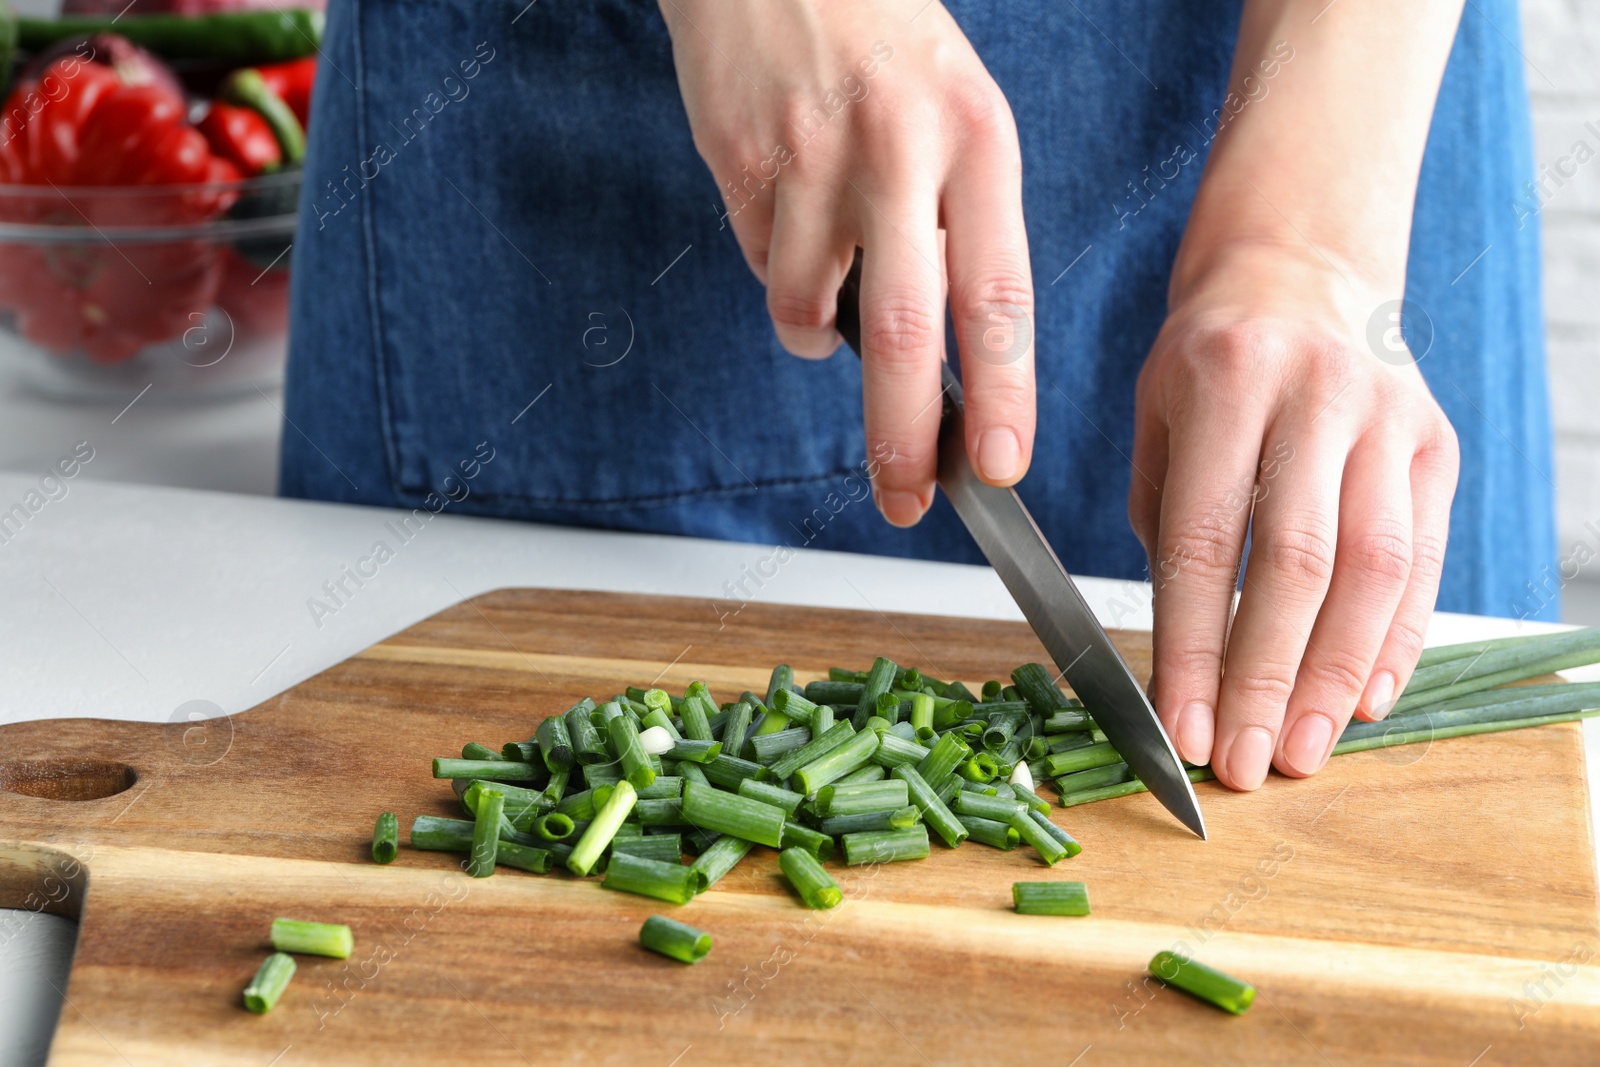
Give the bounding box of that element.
[0,0,1595,621]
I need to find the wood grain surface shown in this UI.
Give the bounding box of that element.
[1,588,1597,1066]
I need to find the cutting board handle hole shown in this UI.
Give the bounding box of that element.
[0,760,137,801]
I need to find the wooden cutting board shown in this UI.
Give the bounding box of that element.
[2,588,1598,1066]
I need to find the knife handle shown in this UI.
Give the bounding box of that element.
[834,248,965,413]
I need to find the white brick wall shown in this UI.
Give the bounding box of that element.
[1523,0,1600,608]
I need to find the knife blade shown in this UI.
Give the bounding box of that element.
[834,252,1206,839]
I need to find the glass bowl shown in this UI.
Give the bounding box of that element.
[0,171,299,402]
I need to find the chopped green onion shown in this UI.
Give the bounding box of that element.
[637,798,689,827]
[842,825,930,865]
[1043,709,1095,733]
[892,765,966,848]
[1026,810,1082,858]
[836,763,888,785]
[636,776,684,800]
[610,834,684,864]
[371,812,398,864]
[722,700,754,760]
[854,656,899,729]
[1043,742,1123,778]
[814,780,909,817]
[1012,881,1089,915]
[768,720,857,780]
[956,813,1018,849]
[468,788,505,877]
[765,664,796,708]
[771,687,823,728]
[535,714,575,771]
[950,791,1025,822]
[494,841,553,874]
[737,778,806,815]
[779,846,843,908]
[605,703,657,790]
[916,731,971,782]
[749,727,813,762]
[534,812,576,841]
[638,725,676,756]
[804,680,865,705]
[562,698,607,764]
[567,780,637,876]
[779,821,836,861]
[680,682,717,740]
[432,758,538,781]
[957,752,1001,782]
[870,731,930,768]
[602,851,697,904]
[501,740,538,764]
[1009,810,1069,865]
[908,692,935,739]
[1055,763,1135,793]
[270,918,353,959]
[819,805,922,835]
[242,952,296,1013]
[640,915,712,963]
[701,753,769,790]
[461,742,503,761]
[1149,951,1255,1014]
[794,728,881,794]
[679,781,786,847]
[688,835,754,891]
[668,738,723,763]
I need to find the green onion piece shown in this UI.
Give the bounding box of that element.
[461,741,503,761]
[931,698,974,733]
[640,914,712,963]
[1008,811,1069,865]
[722,700,754,760]
[829,666,867,683]
[779,821,835,862]
[535,713,576,772]
[892,765,966,848]
[1149,951,1255,1014]
[908,693,935,739]
[494,841,553,874]
[1055,763,1135,793]
[432,758,538,781]
[1027,810,1082,858]
[534,811,576,841]
[567,780,638,876]
[842,825,930,865]
[557,787,598,822]
[1011,662,1074,715]
[542,767,572,808]
[870,731,930,768]
[1043,709,1095,733]
[1060,766,1217,807]
[410,815,476,851]
[957,752,1001,783]
[611,834,684,864]
[678,761,710,788]
[640,707,682,740]
[467,788,505,877]
[815,779,910,817]
[1049,732,1098,755]
[916,730,971,782]
[766,664,797,707]
[688,834,754,891]
[637,798,690,827]
[1012,880,1089,916]
[771,687,822,728]
[854,656,899,729]
[875,691,902,725]
[1009,782,1052,816]
[749,727,813,763]
[944,680,979,703]
[1043,742,1123,778]
[813,703,835,736]
[583,764,624,790]
[635,776,684,800]
[805,680,865,705]
[794,728,881,794]
[270,918,353,959]
[768,720,857,780]
[933,771,962,807]
[737,778,806,815]
[605,705,657,790]
[501,740,538,763]
[681,682,718,741]
[820,805,922,835]
[679,780,786,847]
[951,790,1025,822]
[956,813,1018,849]
[562,698,607,764]
[836,763,888,785]
[242,952,296,1013]
[371,812,398,864]
[668,738,723,763]
[701,753,769,790]
[602,851,697,904]
[982,709,1024,752]
[779,846,843,908]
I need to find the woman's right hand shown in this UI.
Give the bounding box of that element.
[658,0,1037,524]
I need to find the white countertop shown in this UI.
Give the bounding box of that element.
[0,475,1593,1066]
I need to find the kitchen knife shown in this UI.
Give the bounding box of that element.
[833,252,1206,839]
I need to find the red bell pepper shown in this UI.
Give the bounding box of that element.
[198,100,281,175]
[0,51,245,362]
[252,56,316,129]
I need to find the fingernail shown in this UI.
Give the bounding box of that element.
[1176,701,1214,765]
[1224,726,1275,790]
[1362,670,1396,721]
[875,489,925,527]
[976,428,1022,484]
[1281,714,1335,776]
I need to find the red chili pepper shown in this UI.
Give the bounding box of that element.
[0,53,244,363]
[252,56,316,129]
[198,100,282,176]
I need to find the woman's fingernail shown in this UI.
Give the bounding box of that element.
[976,428,1022,484]
[1363,670,1396,721]
[1176,701,1214,765]
[1224,726,1275,790]
[875,489,925,527]
[1281,714,1335,776]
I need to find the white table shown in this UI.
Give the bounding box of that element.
[0,475,1592,1066]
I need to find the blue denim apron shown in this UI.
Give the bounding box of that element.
[282,0,1556,620]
